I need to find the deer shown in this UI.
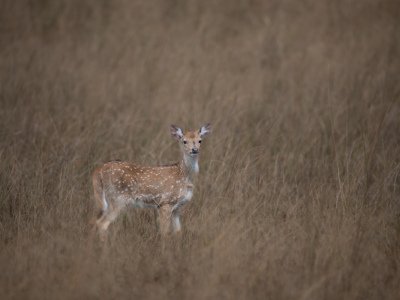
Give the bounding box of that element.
[91,124,212,240]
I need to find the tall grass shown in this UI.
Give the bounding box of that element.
[0,0,399,299]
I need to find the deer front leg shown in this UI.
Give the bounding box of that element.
[158,205,173,237]
[172,210,181,233]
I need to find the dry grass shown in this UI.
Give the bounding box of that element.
[1,0,400,299]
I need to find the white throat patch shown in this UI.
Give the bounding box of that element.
[184,154,199,174]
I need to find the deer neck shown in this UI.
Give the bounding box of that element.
[180,153,199,182]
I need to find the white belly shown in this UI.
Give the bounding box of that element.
[124,194,161,209]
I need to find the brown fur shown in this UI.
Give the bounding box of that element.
[92,125,211,240]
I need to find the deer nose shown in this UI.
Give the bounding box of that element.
[191,148,199,154]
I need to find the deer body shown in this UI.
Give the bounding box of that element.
[92,124,211,239]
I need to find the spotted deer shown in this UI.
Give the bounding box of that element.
[92,124,212,240]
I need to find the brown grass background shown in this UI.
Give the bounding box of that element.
[1,0,400,299]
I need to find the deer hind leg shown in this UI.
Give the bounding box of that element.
[96,205,123,241]
[92,170,108,220]
[91,172,107,234]
[95,193,122,241]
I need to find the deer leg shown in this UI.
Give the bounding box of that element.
[158,205,173,237]
[153,209,159,232]
[172,210,182,233]
[91,175,107,229]
[96,206,122,241]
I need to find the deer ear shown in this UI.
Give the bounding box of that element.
[199,123,212,137]
[170,124,183,140]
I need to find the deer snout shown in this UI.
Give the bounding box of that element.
[191,148,199,154]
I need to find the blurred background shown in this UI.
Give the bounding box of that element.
[0,0,399,299]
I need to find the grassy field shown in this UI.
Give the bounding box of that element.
[0,0,399,299]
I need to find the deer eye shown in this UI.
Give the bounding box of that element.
[183,140,187,144]
[198,140,202,143]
